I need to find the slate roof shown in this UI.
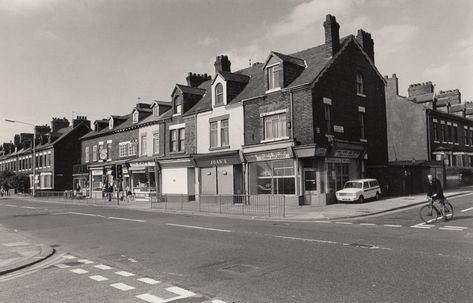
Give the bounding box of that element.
[217,71,250,83]
[175,84,206,96]
[270,51,306,67]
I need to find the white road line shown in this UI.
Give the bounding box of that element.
[166,223,232,233]
[94,264,113,270]
[212,300,227,303]
[78,259,94,264]
[359,223,376,226]
[67,212,105,218]
[136,293,164,303]
[70,269,88,274]
[165,286,196,302]
[20,206,36,209]
[335,222,353,225]
[411,225,433,229]
[384,224,402,228]
[439,227,466,231]
[108,216,146,223]
[3,242,29,247]
[62,254,77,259]
[54,264,70,269]
[460,206,473,213]
[89,275,109,282]
[444,226,468,229]
[115,271,135,277]
[314,221,332,224]
[137,277,160,285]
[5,204,17,207]
[273,235,338,245]
[110,283,135,291]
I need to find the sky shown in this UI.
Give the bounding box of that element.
[1,0,472,143]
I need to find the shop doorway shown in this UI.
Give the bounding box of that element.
[303,168,318,205]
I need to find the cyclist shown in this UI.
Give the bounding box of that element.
[427,174,445,205]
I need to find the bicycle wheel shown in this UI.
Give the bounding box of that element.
[420,205,438,224]
[443,201,454,221]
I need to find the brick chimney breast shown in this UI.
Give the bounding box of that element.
[356,29,375,63]
[323,14,340,57]
[186,72,212,87]
[214,55,231,74]
[51,117,69,133]
[408,82,434,98]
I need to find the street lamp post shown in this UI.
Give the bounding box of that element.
[5,119,37,197]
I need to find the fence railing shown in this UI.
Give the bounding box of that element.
[20,191,287,217]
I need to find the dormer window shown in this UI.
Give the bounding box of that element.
[267,64,280,90]
[133,110,139,123]
[215,83,224,106]
[174,96,182,115]
[153,105,158,117]
[109,118,114,129]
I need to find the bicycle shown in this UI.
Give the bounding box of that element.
[419,197,454,224]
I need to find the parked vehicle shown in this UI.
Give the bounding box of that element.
[335,179,381,203]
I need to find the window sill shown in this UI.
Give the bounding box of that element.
[214,103,226,108]
[261,137,290,143]
[209,145,230,151]
[169,151,185,155]
[357,93,367,98]
[360,139,368,143]
[265,88,281,94]
[172,114,181,117]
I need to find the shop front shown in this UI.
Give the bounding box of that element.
[193,150,244,203]
[128,157,157,201]
[159,158,195,201]
[245,148,299,206]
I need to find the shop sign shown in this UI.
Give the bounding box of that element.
[315,147,328,157]
[326,157,352,163]
[195,156,241,167]
[99,148,108,160]
[333,125,344,133]
[247,150,290,162]
[333,149,361,159]
[92,169,103,175]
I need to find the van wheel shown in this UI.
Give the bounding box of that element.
[358,195,364,203]
[375,192,380,200]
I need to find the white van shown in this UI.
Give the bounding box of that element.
[335,178,381,203]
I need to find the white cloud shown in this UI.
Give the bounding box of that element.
[197,36,218,46]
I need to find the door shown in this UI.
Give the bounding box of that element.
[303,169,318,205]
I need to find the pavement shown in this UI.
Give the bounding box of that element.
[0,185,472,277]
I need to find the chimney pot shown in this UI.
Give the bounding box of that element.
[323,14,340,57]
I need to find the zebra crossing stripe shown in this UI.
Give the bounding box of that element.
[110,283,135,291]
[136,293,164,303]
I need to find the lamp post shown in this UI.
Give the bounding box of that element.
[5,119,37,197]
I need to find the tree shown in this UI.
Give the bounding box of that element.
[0,170,30,193]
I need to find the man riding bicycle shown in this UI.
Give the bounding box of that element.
[427,174,445,204]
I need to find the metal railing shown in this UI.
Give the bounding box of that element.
[21,191,287,217]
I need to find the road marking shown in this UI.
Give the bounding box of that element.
[137,277,160,285]
[166,223,232,233]
[314,221,331,224]
[439,227,466,231]
[70,268,88,274]
[20,206,36,209]
[411,223,434,229]
[359,223,376,226]
[89,275,109,282]
[212,300,227,303]
[54,263,70,269]
[3,242,29,247]
[136,293,164,303]
[63,254,77,259]
[108,216,146,223]
[67,212,106,218]
[460,206,473,213]
[5,204,18,207]
[166,286,196,301]
[384,224,402,228]
[335,222,353,225]
[115,271,135,277]
[444,226,468,229]
[273,235,338,245]
[78,259,94,264]
[94,264,113,270]
[110,283,135,291]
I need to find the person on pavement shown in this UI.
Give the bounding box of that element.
[427,174,445,204]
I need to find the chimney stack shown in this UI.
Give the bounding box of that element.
[73,116,91,129]
[214,55,231,74]
[356,29,375,63]
[186,72,211,87]
[51,117,69,133]
[323,14,340,57]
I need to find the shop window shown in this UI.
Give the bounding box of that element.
[132,171,149,191]
[249,159,295,195]
[267,64,280,90]
[356,72,364,95]
[85,147,90,163]
[327,162,350,193]
[264,113,287,140]
[215,83,224,105]
[92,174,103,191]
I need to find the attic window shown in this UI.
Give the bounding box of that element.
[267,64,280,90]
[215,83,224,105]
[109,119,114,129]
[174,96,182,115]
[133,111,139,123]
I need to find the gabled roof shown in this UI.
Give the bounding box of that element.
[172,84,206,97]
[212,71,250,84]
[263,51,306,68]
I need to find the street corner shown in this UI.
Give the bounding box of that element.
[0,228,55,276]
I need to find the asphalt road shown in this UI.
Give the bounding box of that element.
[0,194,472,303]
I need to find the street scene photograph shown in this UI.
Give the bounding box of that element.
[0,0,472,302]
